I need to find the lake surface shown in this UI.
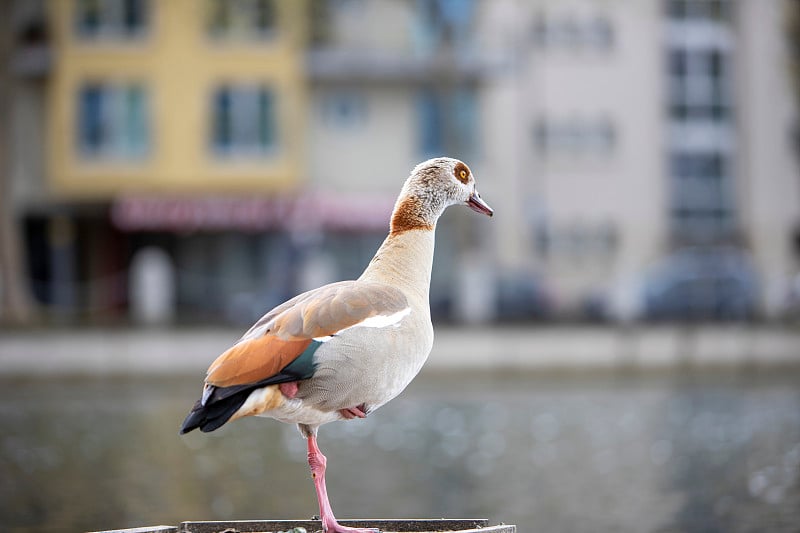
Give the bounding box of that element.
[1,370,799,533]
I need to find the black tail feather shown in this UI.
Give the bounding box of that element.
[179,392,250,434]
[180,373,305,435]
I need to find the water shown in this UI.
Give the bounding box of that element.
[1,371,799,533]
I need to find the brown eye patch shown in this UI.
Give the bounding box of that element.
[454,162,470,184]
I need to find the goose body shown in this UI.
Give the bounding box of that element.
[180,157,493,533]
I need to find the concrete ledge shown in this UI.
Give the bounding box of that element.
[428,325,800,371]
[2,325,799,376]
[88,519,515,533]
[89,527,177,533]
[179,519,511,533]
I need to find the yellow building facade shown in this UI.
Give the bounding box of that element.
[47,0,307,198]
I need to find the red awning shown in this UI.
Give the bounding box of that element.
[111,192,396,233]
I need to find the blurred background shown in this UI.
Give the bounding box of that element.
[1,0,800,532]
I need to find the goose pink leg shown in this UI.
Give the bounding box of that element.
[338,404,367,420]
[306,436,378,533]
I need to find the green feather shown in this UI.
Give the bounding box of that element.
[280,339,323,380]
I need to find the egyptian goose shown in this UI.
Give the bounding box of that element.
[180,157,493,533]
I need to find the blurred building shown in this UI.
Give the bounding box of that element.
[484,0,800,320]
[4,0,499,325]
[306,0,498,322]
[2,0,799,325]
[10,0,313,323]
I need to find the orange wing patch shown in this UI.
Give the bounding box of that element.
[205,281,409,389]
[206,335,313,388]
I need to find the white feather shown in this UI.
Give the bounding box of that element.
[354,307,412,328]
[313,307,411,342]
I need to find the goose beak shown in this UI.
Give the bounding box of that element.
[466,190,494,217]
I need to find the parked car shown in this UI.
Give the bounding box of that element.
[494,272,552,322]
[643,247,758,321]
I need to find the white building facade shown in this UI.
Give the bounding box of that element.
[478,0,800,320]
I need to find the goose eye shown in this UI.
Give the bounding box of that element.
[454,162,470,184]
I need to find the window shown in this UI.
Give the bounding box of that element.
[669,151,734,239]
[211,85,278,157]
[587,17,614,50]
[535,221,619,260]
[531,14,548,47]
[321,91,367,129]
[667,0,689,19]
[208,0,277,41]
[553,17,581,48]
[666,0,735,243]
[418,89,445,156]
[533,121,548,152]
[417,87,478,158]
[415,0,476,52]
[668,48,731,122]
[666,0,731,23]
[531,12,615,51]
[533,117,617,156]
[75,0,149,40]
[78,83,150,159]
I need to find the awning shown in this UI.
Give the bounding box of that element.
[111,192,396,233]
